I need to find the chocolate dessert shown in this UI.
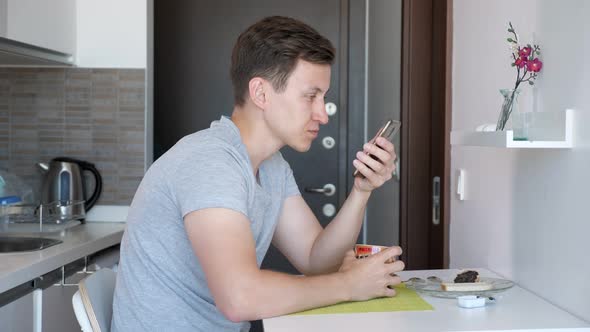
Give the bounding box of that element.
[453,270,479,283]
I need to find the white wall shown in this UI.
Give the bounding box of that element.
[451,0,590,323]
[76,0,147,68]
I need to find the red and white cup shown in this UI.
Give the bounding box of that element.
[354,244,394,263]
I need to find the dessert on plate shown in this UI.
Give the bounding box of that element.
[441,270,493,291]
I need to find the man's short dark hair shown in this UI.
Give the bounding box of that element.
[230,16,335,106]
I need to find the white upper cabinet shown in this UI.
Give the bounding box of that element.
[0,1,5,37]
[76,0,147,68]
[0,0,146,68]
[2,0,76,55]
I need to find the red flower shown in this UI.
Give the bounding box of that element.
[526,58,543,72]
[514,57,528,68]
[519,46,532,58]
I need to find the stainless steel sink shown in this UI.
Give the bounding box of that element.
[0,236,62,253]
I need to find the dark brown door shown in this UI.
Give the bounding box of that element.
[399,0,451,270]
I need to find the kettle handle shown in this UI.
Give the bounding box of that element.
[79,161,102,211]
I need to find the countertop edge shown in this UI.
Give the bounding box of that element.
[0,223,125,294]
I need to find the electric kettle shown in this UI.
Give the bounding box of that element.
[37,157,103,219]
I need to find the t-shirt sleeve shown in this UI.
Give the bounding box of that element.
[169,147,249,219]
[284,162,300,197]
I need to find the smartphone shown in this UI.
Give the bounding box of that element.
[353,119,401,178]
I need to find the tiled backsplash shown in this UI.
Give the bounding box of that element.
[0,68,145,205]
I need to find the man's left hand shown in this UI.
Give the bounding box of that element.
[352,136,397,192]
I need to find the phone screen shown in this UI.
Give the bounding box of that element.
[353,119,401,178]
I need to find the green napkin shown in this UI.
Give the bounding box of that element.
[292,284,433,315]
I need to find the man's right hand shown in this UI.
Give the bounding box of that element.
[338,246,405,301]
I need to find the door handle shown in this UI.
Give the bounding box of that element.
[392,158,400,181]
[432,176,440,225]
[304,183,336,196]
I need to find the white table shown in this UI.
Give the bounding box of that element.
[263,269,590,332]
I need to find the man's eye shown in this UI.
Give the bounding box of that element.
[307,95,316,101]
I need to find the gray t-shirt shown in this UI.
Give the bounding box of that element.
[111,116,300,332]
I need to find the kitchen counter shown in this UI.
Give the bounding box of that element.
[263,269,590,332]
[0,222,125,294]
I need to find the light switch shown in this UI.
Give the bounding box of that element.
[457,168,466,201]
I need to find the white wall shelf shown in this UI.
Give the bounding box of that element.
[451,109,573,149]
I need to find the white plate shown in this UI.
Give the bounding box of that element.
[405,277,514,298]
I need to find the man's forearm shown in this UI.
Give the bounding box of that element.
[226,269,350,322]
[307,187,371,274]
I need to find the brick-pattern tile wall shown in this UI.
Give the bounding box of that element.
[0,68,145,205]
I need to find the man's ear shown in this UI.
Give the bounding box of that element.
[248,77,267,109]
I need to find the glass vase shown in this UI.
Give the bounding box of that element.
[495,89,521,132]
[511,104,532,141]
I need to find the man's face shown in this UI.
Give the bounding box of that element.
[263,60,331,152]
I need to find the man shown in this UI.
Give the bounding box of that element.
[112,16,404,332]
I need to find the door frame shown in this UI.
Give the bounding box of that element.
[345,0,451,270]
[399,0,452,269]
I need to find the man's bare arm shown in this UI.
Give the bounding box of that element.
[184,208,402,322]
[272,189,370,275]
[273,137,397,275]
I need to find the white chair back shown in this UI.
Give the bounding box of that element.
[71,268,116,332]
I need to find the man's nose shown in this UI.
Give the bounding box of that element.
[313,101,329,125]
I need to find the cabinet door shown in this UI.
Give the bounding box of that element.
[43,284,80,332]
[76,0,146,68]
[0,0,7,37]
[0,292,34,332]
[5,0,76,55]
